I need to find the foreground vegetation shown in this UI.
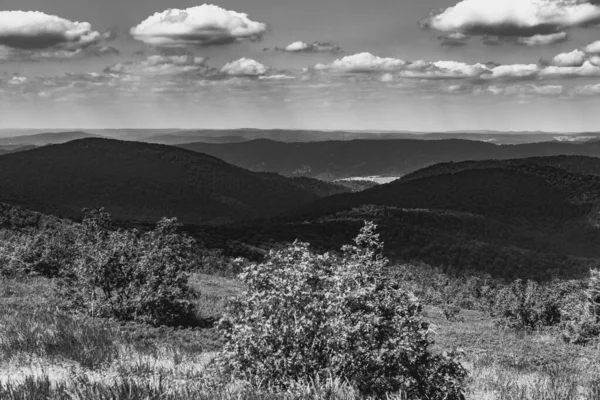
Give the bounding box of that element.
[1,209,600,398]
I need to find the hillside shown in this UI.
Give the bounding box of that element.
[177,139,600,181]
[0,139,349,225]
[0,131,101,146]
[194,156,600,279]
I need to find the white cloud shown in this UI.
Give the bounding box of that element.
[483,64,540,79]
[539,60,600,77]
[584,40,600,54]
[516,32,568,46]
[401,60,489,79]
[380,73,394,82]
[221,58,269,76]
[285,41,310,52]
[572,83,600,95]
[487,83,564,96]
[0,11,106,50]
[281,41,342,53]
[438,32,470,46]
[106,55,212,76]
[421,0,600,38]
[8,76,27,85]
[131,5,267,47]
[551,49,587,66]
[315,53,407,72]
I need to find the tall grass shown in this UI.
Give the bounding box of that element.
[0,310,119,370]
[0,374,408,400]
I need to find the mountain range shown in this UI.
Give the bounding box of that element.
[177,139,600,181]
[195,155,600,280]
[0,138,349,225]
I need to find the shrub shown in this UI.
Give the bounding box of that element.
[214,222,467,399]
[57,209,197,326]
[562,269,600,345]
[0,226,77,278]
[491,279,562,332]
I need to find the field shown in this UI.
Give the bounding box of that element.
[1,272,599,400]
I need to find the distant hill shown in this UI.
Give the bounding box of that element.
[0,138,349,225]
[0,131,101,146]
[149,132,250,145]
[0,145,38,155]
[177,139,600,181]
[196,156,600,280]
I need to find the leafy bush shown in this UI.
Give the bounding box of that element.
[214,222,467,399]
[0,227,77,278]
[562,269,600,345]
[491,279,562,332]
[57,209,197,326]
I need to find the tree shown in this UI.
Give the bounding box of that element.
[214,221,467,398]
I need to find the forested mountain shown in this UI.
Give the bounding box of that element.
[194,156,600,280]
[0,131,100,146]
[178,139,600,180]
[0,139,349,225]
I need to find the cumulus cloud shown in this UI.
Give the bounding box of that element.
[220,58,269,76]
[0,11,114,62]
[314,53,407,72]
[487,83,564,96]
[516,32,568,46]
[550,49,587,66]
[438,32,470,46]
[572,83,600,95]
[106,54,214,76]
[276,41,343,53]
[420,0,600,40]
[584,40,600,54]
[0,11,108,50]
[539,60,600,77]
[130,5,267,47]
[401,60,489,79]
[483,64,540,80]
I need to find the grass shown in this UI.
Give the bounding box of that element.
[1,275,600,399]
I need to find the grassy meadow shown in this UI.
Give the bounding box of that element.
[0,272,599,400]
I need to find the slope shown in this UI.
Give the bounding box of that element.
[177,139,600,181]
[0,139,349,225]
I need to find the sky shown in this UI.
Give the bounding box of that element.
[3,0,600,131]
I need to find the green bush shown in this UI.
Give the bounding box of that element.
[489,279,563,332]
[57,209,197,326]
[562,269,600,345]
[214,222,467,399]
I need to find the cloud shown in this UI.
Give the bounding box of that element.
[0,11,108,50]
[438,32,470,46]
[550,49,587,66]
[516,32,568,46]
[277,41,343,53]
[572,83,600,95]
[400,60,489,79]
[0,45,120,63]
[0,11,115,62]
[483,64,540,80]
[539,60,600,77]
[487,83,564,96]
[314,53,407,72]
[420,0,600,40]
[131,5,267,47]
[584,40,600,53]
[220,58,269,76]
[105,54,214,76]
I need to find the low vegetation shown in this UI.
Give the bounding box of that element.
[1,208,600,399]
